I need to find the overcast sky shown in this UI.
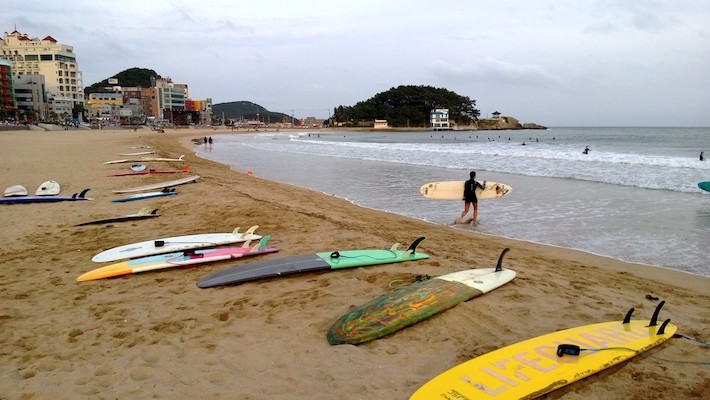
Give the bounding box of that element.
[3,0,709,126]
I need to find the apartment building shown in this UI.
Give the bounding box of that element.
[0,29,84,118]
[0,58,14,116]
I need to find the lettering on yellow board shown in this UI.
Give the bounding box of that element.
[457,322,657,396]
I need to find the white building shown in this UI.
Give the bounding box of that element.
[430,108,451,130]
[0,29,84,118]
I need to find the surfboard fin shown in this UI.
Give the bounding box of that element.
[657,318,671,335]
[404,237,426,258]
[251,235,271,252]
[495,248,510,272]
[389,243,401,252]
[649,300,665,327]
[623,308,635,324]
[79,188,90,198]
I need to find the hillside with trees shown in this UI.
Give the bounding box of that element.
[332,85,480,127]
[212,101,292,123]
[84,68,161,94]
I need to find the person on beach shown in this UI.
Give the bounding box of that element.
[460,171,486,223]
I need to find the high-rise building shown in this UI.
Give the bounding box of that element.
[0,29,84,118]
[0,58,15,116]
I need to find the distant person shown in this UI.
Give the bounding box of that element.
[208,137,213,145]
[701,151,705,161]
[459,171,486,223]
[583,146,590,154]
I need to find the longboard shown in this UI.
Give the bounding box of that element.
[91,225,261,262]
[0,189,92,204]
[75,208,160,226]
[198,237,429,288]
[699,181,710,192]
[328,249,515,345]
[3,185,28,197]
[119,151,155,156]
[103,155,185,164]
[112,175,199,193]
[78,236,278,281]
[420,181,512,201]
[107,165,190,177]
[35,180,60,196]
[112,189,177,203]
[410,302,677,400]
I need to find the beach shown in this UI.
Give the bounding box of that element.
[1,127,708,399]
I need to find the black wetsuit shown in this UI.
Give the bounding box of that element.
[463,179,485,203]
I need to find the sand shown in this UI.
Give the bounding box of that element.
[0,127,708,399]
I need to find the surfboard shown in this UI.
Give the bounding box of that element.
[131,164,147,171]
[3,185,28,197]
[0,189,92,204]
[75,208,160,226]
[112,175,199,193]
[119,151,155,156]
[91,225,261,262]
[107,165,190,177]
[410,301,677,400]
[103,155,185,164]
[420,181,512,201]
[327,249,515,345]
[35,180,60,196]
[111,189,177,203]
[78,236,278,282]
[197,237,429,288]
[699,181,710,192]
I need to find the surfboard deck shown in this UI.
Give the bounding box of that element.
[410,302,677,400]
[35,180,60,196]
[107,165,190,177]
[699,181,710,192]
[78,236,278,281]
[0,189,92,204]
[112,175,199,193]
[198,237,429,288]
[112,189,177,203]
[91,225,261,262]
[3,185,28,197]
[328,249,515,345]
[103,155,185,164]
[75,208,160,226]
[420,181,512,201]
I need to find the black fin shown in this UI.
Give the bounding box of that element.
[495,248,510,272]
[406,237,426,254]
[657,318,671,335]
[623,307,635,324]
[649,300,666,327]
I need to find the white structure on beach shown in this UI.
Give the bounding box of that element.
[430,108,451,130]
[0,29,84,118]
[374,119,388,129]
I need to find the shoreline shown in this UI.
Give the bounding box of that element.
[1,128,708,399]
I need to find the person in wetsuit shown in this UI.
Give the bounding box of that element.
[460,171,486,223]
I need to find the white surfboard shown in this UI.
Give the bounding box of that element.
[4,185,28,197]
[103,155,185,165]
[112,175,199,193]
[35,180,61,196]
[91,226,262,263]
[119,151,155,156]
[419,180,512,201]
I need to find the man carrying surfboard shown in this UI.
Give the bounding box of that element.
[459,171,485,223]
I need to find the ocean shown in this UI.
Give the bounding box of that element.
[195,127,710,277]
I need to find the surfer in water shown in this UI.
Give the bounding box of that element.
[459,171,486,223]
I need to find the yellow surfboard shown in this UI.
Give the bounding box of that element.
[419,181,512,201]
[411,302,677,399]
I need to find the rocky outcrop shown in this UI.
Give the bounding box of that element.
[461,116,547,130]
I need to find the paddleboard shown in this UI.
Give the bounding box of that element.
[120,151,155,156]
[35,180,60,196]
[131,164,147,171]
[198,237,429,288]
[0,189,92,204]
[78,236,278,282]
[91,225,261,262]
[107,165,190,177]
[328,249,515,345]
[111,189,177,203]
[112,175,199,193]
[103,155,185,164]
[420,181,512,201]
[75,208,160,226]
[410,302,677,400]
[3,185,28,197]
[698,181,710,192]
